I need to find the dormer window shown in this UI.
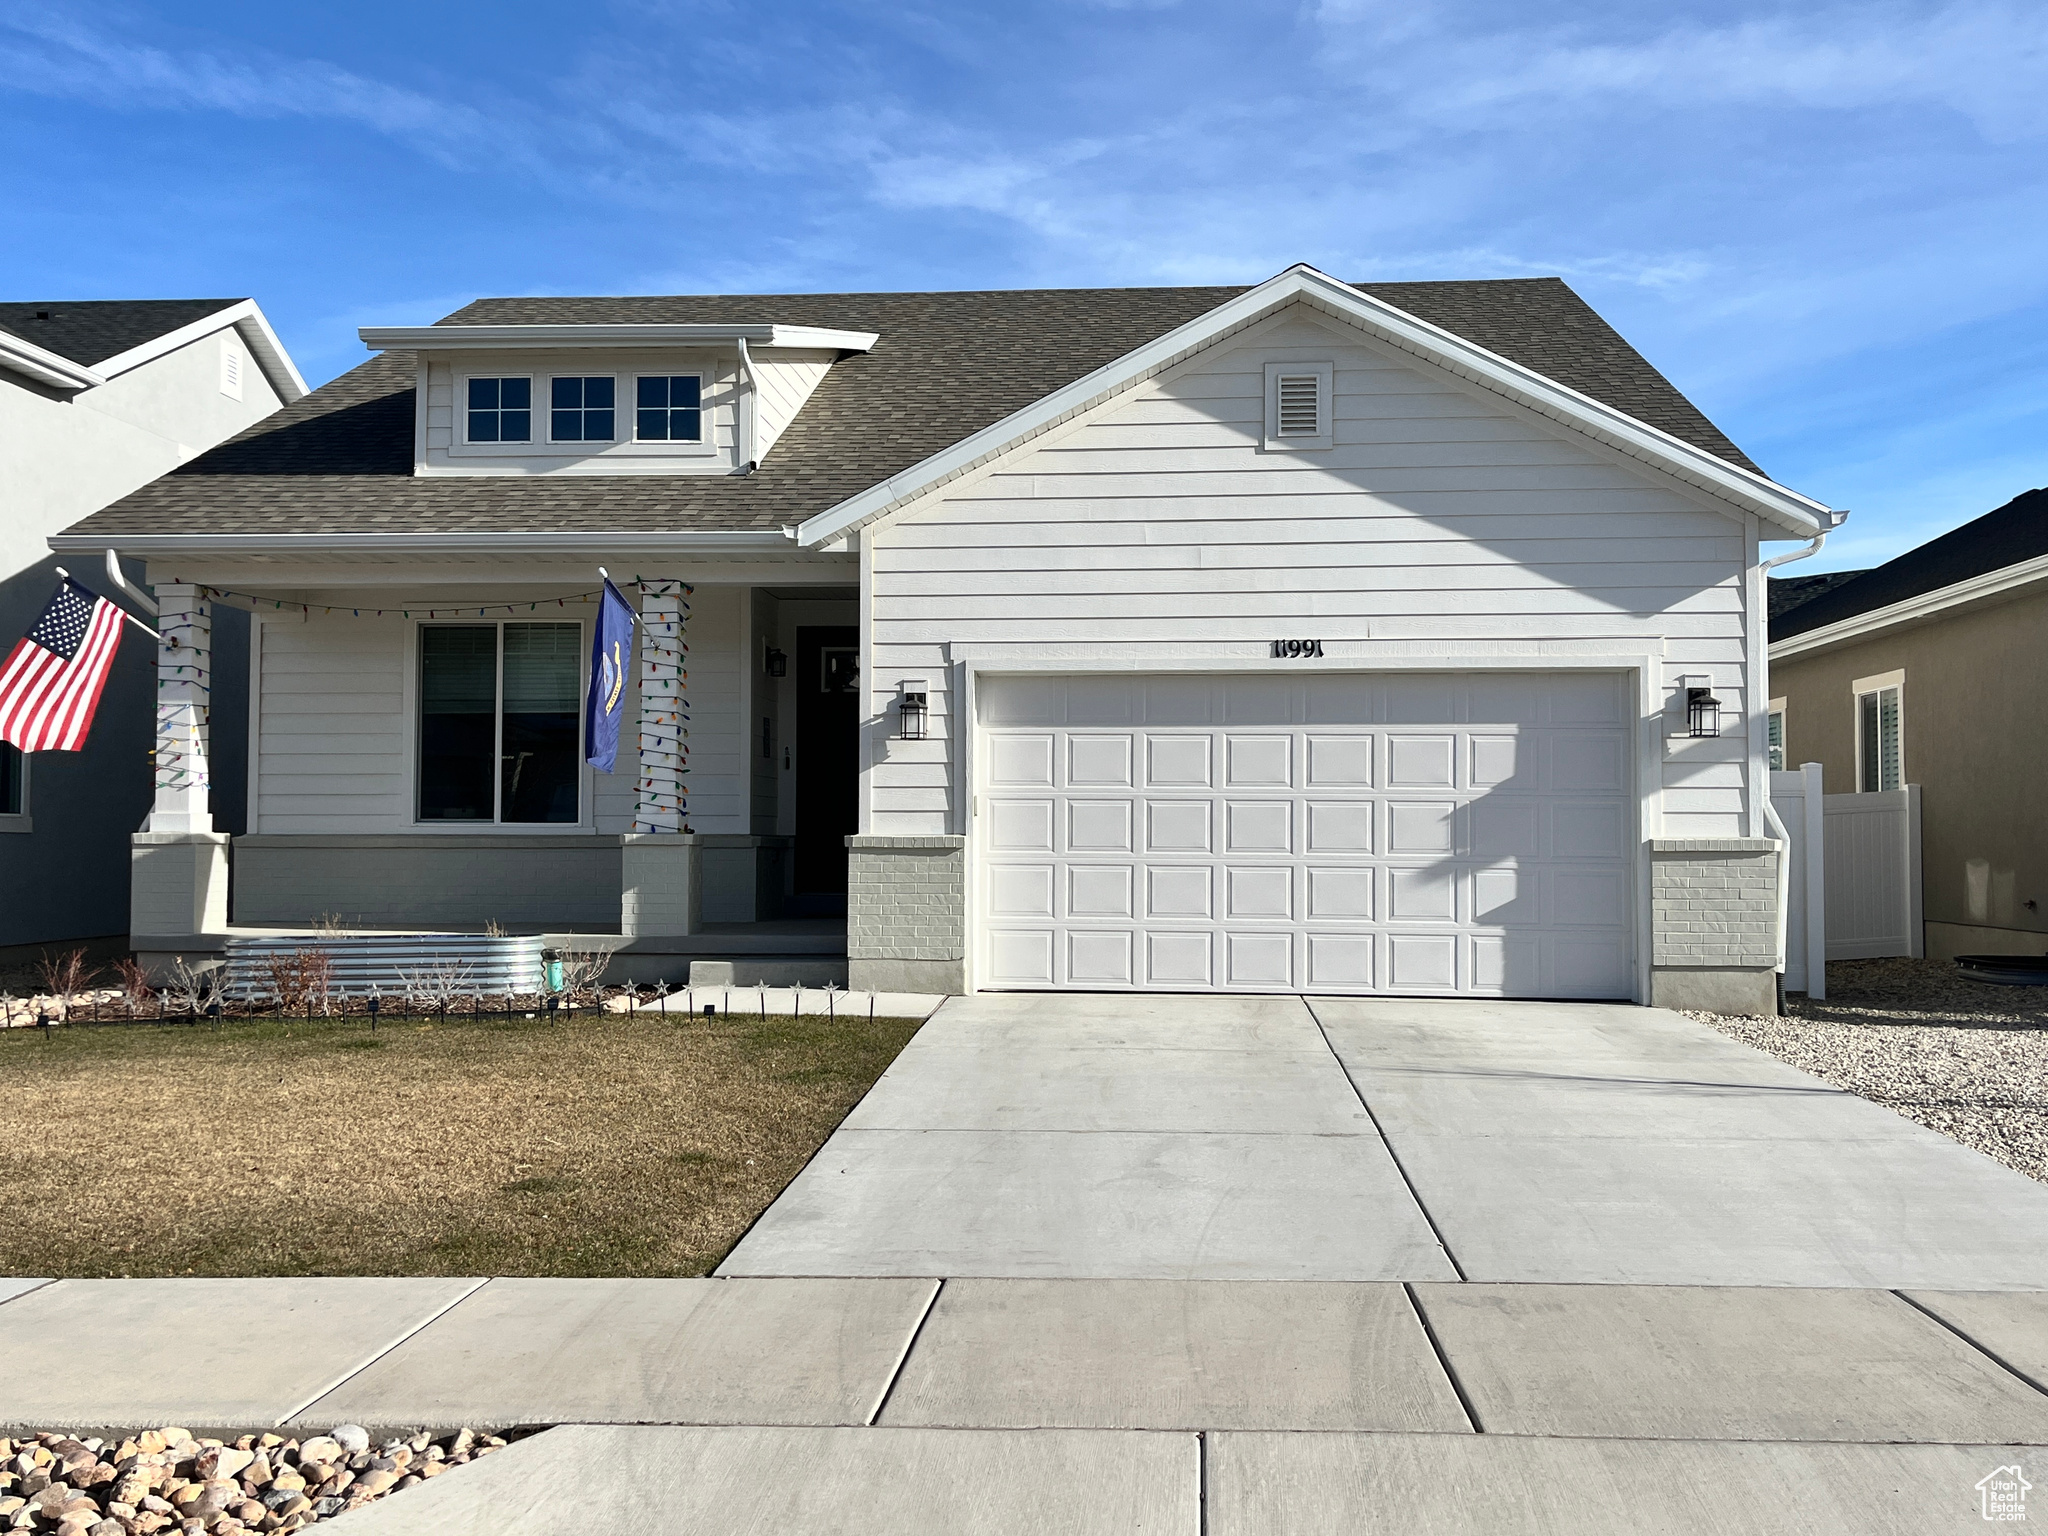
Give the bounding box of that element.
[549,376,615,442]
[467,377,531,443]
[636,375,703,442]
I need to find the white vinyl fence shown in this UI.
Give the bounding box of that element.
[1770,766,1924,997]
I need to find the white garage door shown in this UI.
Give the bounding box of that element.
[977,672,1635,997]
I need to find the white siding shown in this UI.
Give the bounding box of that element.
[251,589,750,834]
[683,584,745,832]
[255,614,409,832]
[868,306,1755,840]
[752,349,836,461]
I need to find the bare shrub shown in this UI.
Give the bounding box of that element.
[484,919,507,937]
[265,948,336,1015]
[35,948,99,1019]
[112,956,155,1008]
[403,957,474,1014]
[552,947,611,1002]
[163,957,225,1016]
[313,912,353,937]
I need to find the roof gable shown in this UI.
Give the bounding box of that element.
[796,267,1828,547]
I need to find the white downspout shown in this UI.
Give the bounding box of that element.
[1756,516,1842,999]
[735,338,758,472]
[102,547,160,617]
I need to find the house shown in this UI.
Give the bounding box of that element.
[53,267,1840,1012]
[2,299,304,956]
[1769,485,2048,960]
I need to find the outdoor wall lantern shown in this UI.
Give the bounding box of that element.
[764,646,787,678]
[897,678,929,740]
[1686,682,1723,738]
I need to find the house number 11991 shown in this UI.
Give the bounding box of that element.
[1270,639,1325,658]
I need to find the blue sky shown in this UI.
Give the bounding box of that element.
[6,0,2044,571]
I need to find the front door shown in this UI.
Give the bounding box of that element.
[794,627,860,908]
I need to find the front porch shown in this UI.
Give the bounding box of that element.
[122,557,865,985]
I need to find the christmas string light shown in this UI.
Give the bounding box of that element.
[176,581,610,620]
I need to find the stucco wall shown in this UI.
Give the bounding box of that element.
[1770,588,2048,947]
[0,325,282,947]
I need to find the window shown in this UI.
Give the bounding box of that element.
[418,622,582,824]
[1855,673,1904,792]
[636,375,702,442]
[467,377,531,443]
[1263,360,1333,449]
[550,376,615,442]
[0,743,22,817]
[1767,703,1786,772]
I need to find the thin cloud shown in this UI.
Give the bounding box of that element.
[0,8,498,162]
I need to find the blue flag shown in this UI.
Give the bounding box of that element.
[585,578,636,772]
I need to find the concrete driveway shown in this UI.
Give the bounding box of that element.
[722,993,2048,1287]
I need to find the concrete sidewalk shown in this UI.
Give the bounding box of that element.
[8,1276,2047,1439]
[4,1276,2047,1532]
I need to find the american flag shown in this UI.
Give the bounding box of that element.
[0,579,128,753]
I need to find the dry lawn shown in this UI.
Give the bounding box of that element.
[0,1008,920,1278]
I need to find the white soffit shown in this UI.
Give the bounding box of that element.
[1771,551,2048,661]
[796,264,1834,547]
[360,323,880,354]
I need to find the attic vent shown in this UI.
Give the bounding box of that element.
[220,337,243,401]
[1264,360,1333,449]
[1276,374,1320,435]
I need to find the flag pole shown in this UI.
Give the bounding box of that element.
[54,566,162,642]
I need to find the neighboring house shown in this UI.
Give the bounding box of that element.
[1769,485,2048,960]
[1767,569,1866,623]
[55,266,1840,1012]
[1,300,304,954]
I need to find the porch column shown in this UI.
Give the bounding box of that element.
[619,579,699,937]
[149,582,213,833]
[634,579,690,833]
[132,581,229,944]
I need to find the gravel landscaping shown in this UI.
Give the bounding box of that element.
[0,1423,512,1534]
[1691,957,2048,1183]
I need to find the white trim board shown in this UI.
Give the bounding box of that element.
[798,263,1834,548]
[362,323,877,354]
[1771,552,2048,661]
[55,530,810,556]
[0,330,103,389]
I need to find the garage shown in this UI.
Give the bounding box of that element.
[976,671,1635,997]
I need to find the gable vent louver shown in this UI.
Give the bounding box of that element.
[1276,373,1320,435]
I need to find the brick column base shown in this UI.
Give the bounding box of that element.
[622,833,702,937]
[1649,836,1781,1016]
[131,831,230,943]
[847,835,967,995]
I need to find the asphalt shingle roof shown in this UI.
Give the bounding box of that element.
[1767,569,1868,623]
[64,278,1761,539]
[1772,486,2048,642]
[0,299,244,368]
